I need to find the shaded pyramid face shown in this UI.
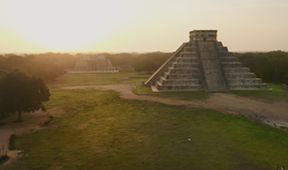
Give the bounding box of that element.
[145,30,266,92]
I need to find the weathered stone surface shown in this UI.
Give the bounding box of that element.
[145,30,266,92]
[69,56,118,73]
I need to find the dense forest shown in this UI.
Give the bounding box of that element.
[0,51,287,84]
[235,51,288,84]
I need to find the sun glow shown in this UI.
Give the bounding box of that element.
[0,0,148,52]
[0,0,288,53]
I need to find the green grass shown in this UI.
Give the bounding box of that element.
[51,72,288,101]
[51,72,149,87]
[232,84,288,101]
[51,72,209,100]
[9,89,288,170]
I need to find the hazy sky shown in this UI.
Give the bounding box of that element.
[0,0,287,53]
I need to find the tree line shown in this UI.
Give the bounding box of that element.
[1,51,287,84]
[0,51,287,120]
[235,51,288,84]
[0,53,74,120]
[0,53,76,82]
[107,51,288,85]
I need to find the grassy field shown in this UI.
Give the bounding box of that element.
[8,89,288,170]
[51,72,149,87]
[51,72,211,100]
[51,72,288,101]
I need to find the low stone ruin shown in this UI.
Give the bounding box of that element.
[70,56,118,73]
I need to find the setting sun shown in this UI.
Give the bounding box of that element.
[0,0,149,52]
[0,0,288,53]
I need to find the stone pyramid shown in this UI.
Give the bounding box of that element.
[145,30,266,92]
[72,56,118,73]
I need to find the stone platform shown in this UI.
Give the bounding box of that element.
[72,55,118,73]
[145,30,266,92]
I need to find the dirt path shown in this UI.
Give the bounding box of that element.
[0,111,53,169]
[62,84,288,128]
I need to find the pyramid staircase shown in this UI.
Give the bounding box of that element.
[145,30,266,92]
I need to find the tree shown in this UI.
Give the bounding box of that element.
[0,71,50,121]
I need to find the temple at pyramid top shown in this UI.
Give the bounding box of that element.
[189,30,217,41]
[145,30,266,92]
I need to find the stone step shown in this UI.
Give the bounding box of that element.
[160,77,201,85]
[160,81,201,87]
[229,83,267,90]
[199,48,216,52]
[174,59,199,63]
[169,67,200,74]
[180,53,198,58]
[227,78,262,84]
[225,72,256,79]
[169,66,200,70]
[221,61,242,67]
[176,56,199,62]
[156,81,202,91]
[164,72,200,79]
[223,67,250,73]
[183,46,197,52]
[217,46,229,55]
[175,61,199,65]
[225,72,256,78]
[172,62,199,68]
[188,41,197,46]
[198,43,215,51]
[180,51,198,56]
[216,42,223,46]
[217,47,228,53]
